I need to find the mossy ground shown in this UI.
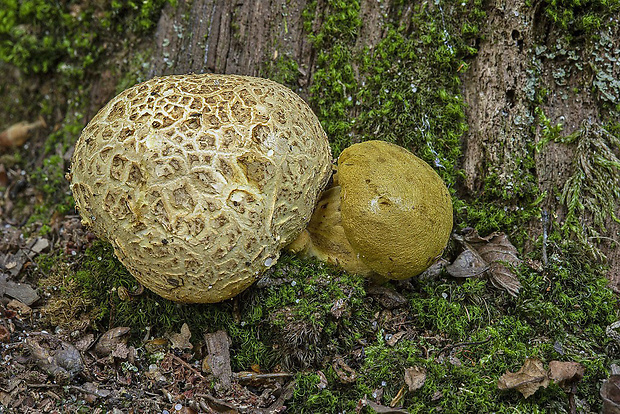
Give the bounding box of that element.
[2,0,620,412]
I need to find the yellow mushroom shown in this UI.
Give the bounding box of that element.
[288,140,453,280]
[70,74,332,303]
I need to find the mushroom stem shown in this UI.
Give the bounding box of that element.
[286,183,374,276]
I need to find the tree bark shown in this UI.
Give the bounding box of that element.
[93,0,620,286]
[460,0,620,286]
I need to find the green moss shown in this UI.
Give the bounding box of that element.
[286,240,617,412]
[281,1,620,411]
[305,0,483,188]
[39,241,369,372]
[0,0,173,75]
[0,0,173,229]
[539,0,620,34]
[114,49,155,95]
[260,55,301,89]
[534,111,620,256]
[557,121,620,239]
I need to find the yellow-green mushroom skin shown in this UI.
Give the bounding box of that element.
[338,140,453,279]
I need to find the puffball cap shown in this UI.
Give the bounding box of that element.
[70,74,332,303]
[338,140,453,279]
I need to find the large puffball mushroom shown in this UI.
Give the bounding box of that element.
[288,140,453,280]
[70,74,332,303]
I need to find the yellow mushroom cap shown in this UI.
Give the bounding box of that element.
[338,140,453,279]
[70,74,332,303]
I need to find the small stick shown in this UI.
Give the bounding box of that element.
[438,336,492,355]
[171,354,205,379]
[541,210,549,267]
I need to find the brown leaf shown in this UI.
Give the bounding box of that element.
[446,247,488,278]
[333,356,357,383]
[404,366,426,392]
[261,380,296,413]
[144,337,169,353]
[26,336,84,383]
[0,324,10,343]
[6,299,31,316]
[74,334,96,352]
[463,229,522,296]
[169,322,192,350]
[94,327,130,357]
[498,358,549,398]
[549,361,584,390]
[0,117,46,147]
[363,399,409,413]
[386,331,407,347]
[111,342,130,359]
[201,393,240,414]
[601,375,620,414]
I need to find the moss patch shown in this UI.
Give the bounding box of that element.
[0,0,172,225]
[38,241,370,372]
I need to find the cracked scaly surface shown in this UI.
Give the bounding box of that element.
[71,74,331,303]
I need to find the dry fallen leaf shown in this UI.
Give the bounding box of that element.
[549,360,584,391]
[169,322,193,350]
[27,335,84,383]
[0,117,46,148]
[498,358,549,398]
[446,248,488,278]
[404,366,426,392]
[94,327,130,357]
[6,299,31,316]
[451,229,522,296]
[144,337,169,353]
[332,356,357,383]
[601,375,620,414]
[361,399,409,414]
[74,334,96,352]
[386,331,407,347]
[0,324,10,343]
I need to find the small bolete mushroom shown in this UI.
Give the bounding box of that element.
[288,140,453,280]
[70,74,332,303]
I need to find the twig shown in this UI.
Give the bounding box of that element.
[171,354,205,379]
[438,336,492,355]
[234,372,293,382]
[541,210,549,267]
[27,383,110,398]
[568,391,577,414]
